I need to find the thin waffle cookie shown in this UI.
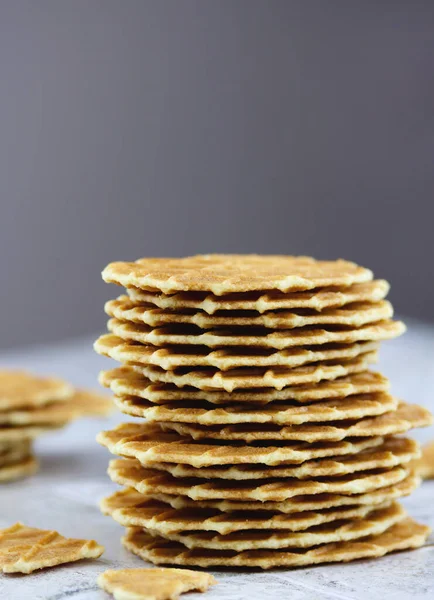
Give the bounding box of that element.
[412,441,434,480]
[127,280,390,314]
[98,422,384,467]
[0,522,104,573]
[133,352,378,392]
[162,403,432,442]
[98,567,216,600]
[146,438,420,480]
[0,441,32,467]
[102,255,374,294]
[0,456,39,482]
[114,392,398,425]
[106,296,393,330]
[95,333,379,371]
[145,504,405,550]
[151,474,419,513]
[0,370,73,411]
[108,459,409,501]
[108,318,405,349]
[99,368,390,405]
[0,390,112,425]
[0,423,63,442]
[101,488,394,534]
[122,518,429,568]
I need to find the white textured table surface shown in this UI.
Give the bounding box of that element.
[0,321,433,600]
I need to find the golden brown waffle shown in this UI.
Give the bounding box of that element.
[102,255,374,294]
[0,389,112,425]
[145,438,420,480]
[145,504,405,550]
[127,280,390,314]
[134,352,378,392]
[122,518,429,568]
[95,333,379,371]
[106,296,393,330]
[412,441,434,480]
[0,423,63,443]
[162,402,432,442]
[98,567,216,600]
[114,391,397,425]
[0,456,39,482]
[0,441,32,467]
[108,458,409,501]
[101,487,394,535]
[0,370,73,411]
[98,422,384,467]
[151,474,419,513]
[99,367,390,405]
[0,522,104,573]
[108,318,405,349]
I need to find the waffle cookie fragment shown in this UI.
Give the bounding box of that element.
[412,440,434,480]
[98,567,216,600]
[96,254,432,569]
[0,523,104,573]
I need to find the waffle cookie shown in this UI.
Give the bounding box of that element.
[113,391,398,425]
[122,518,429,569]
[107,318,405,349]
[99,367,390,405]
[102,255,374,294]
[0,370,112,482]
[96,254,432,569]
[101,488,396,534]
[105,296,394,329]
[127,280,390,313]
[98,422,385,467]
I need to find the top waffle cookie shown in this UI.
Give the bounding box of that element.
[102,255,373,294]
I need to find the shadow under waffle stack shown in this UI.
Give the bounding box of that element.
[96,254,433,568]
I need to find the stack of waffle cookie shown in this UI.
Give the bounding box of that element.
[0,370,112,482]
[96,255,432,569]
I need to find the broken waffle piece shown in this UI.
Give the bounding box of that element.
[0,522,104,573]
[98,567,216,600]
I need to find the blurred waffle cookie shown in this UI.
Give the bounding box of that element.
[0,456,39,482]
[0,370,73,411]
[0,369,112,482]
[412,440,434,480]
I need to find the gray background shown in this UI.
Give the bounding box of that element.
[1,1,433,349]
